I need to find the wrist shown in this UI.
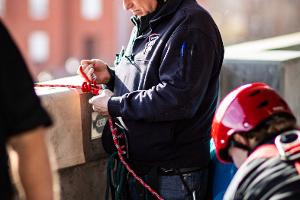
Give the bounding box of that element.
[104,65,111,84]
[108,96,122,117]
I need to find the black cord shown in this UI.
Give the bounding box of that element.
[125,55,141,72]
[176,169,194,199]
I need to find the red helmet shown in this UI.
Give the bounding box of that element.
[211,82,295,163]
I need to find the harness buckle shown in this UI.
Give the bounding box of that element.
[275,130,300,161]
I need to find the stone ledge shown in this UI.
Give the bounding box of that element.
[35,76,107,169]
[222,32,300,121]
[225,32,300,61]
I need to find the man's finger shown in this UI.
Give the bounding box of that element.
[81,60,94,65]
[86,68,94,80]
[83,64,93,74]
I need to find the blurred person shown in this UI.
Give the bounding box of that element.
[209,139,236,200]
[211,82,300,200]
[79,0,223,199]
[0,20,55,200]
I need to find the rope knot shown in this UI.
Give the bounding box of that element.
[81,80,100,95]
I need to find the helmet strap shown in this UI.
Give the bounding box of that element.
[230,140,252,153]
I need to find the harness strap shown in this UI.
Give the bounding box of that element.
[106,152,128,200]
[295,162,300,176]
[286,143,300,154]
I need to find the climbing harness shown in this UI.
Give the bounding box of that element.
[246,130,300,175]
[275,130,300,174]
[34,65,164,200]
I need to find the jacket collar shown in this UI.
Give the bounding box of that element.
[150,0,184,23]
[131,0,185,26]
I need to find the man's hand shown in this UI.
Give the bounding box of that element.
[89,89,114,117]
[78,59,111,84]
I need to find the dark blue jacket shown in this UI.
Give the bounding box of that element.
[103,0,224,170]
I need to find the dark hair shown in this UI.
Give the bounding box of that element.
[244,113,297,145]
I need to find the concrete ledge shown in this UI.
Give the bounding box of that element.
[225,32,300,61]
[59,159,107,200]
[222,32,300,121]
[35,76,108,169]
[35,76,109,200]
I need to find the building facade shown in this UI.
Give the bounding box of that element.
[1,0,121,79]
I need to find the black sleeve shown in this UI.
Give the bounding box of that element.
[105,65,115,91]
[0,21,52,140]
[108,28,217,121]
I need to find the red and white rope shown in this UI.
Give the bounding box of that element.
[108,119,164,200]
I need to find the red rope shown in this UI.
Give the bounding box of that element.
[34,82,100,95]
[34,65,164,200]
[79,65,92,82]
[108,119,164,200]
[34,83,81,89]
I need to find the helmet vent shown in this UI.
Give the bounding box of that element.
[257,100,269,108]
[249,90,261,97]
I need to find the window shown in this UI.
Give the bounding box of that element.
[85,37,96,58]
[0,0,5,16]
[29,0,48,20]
[28,31,49,63]
[81,0,102,20]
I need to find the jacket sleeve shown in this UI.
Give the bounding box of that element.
[108,28,218,121]
[105,66,115,91]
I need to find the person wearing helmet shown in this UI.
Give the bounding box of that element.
[211,82,300,200]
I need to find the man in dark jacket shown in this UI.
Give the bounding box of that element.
[79,0,224,199]
[211,82,300,200]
